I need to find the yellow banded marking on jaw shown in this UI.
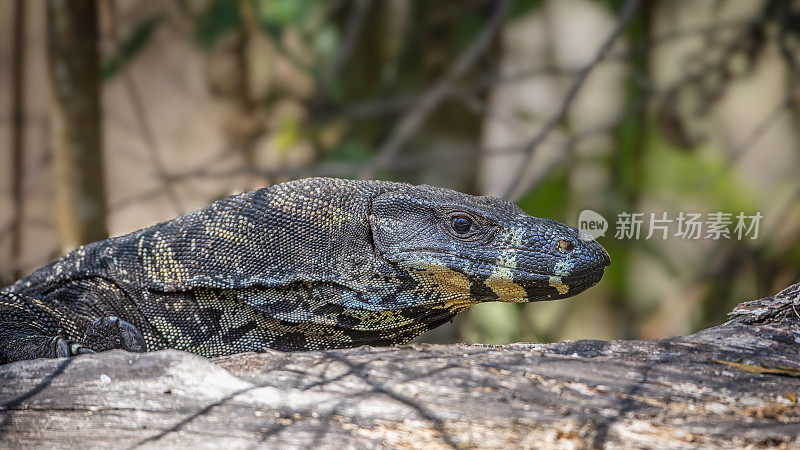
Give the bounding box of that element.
[403,261,473,296]
[549,276,569,295]
[484,231,528,302]
[485,265,528,302]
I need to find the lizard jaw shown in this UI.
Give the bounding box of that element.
[388,251,606,302]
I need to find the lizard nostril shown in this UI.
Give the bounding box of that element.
[557,240,574,253]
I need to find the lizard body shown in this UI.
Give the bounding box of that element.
[0,177,609,363]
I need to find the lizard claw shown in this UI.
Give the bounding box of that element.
[83,316,146,353]
[50,336,91,357]
[73,344,95,355]
[46,317,145,358]
[51,336,72,358]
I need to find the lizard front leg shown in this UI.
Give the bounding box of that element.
[0,292,145,364]
[0,292,90,363]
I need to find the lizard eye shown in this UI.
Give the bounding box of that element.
[557,239,574,253]
[443,211,495,244]
[451,216,472,234]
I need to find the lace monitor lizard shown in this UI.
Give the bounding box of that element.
[0,177,610,364]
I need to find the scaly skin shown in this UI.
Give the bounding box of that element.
[0,177,610,364]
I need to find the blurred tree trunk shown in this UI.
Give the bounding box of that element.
[10,0,26,279]
[46,0,108,252]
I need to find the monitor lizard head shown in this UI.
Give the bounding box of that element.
[369,184,610,306]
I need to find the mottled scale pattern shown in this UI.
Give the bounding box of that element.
[0,177,610,363]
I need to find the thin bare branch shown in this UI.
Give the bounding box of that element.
[323,0,371,86]
[502,0,639,201]
[728,88,799,164]
[104,0,185,214]
[311,15,747,127]
[358,0,511,179]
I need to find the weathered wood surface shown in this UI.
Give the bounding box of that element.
[1,284,799,449]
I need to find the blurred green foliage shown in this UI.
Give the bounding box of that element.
[193,0,239,49]
[103,15,163,80]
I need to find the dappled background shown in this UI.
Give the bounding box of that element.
[1,0,798,345]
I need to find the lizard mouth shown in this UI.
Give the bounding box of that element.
[387,250,604,279]
[387,250,607,301]
[535,267,606,300]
